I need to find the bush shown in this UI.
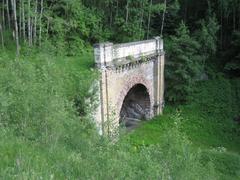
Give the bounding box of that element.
[0,50,97,143]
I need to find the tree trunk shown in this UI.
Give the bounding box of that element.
[160,0,167,37]
[139,0,144,40]
[39,0,43,46]
[11,0,20,57]
[30,17,33,45]
[2,0,5,31]
[0,23,4,49]
[46,17,49,40]
[19,0,22,39]
[125,0,129,24]
[33,0,38,45]
[147,0,153,39]
[28,0,31,46]
[6,0,11,30]
[22,0,26,41]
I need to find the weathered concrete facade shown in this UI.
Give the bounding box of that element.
[94,37,165,135]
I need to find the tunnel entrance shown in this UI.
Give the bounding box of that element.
[120,84,151,130]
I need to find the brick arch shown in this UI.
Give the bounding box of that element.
[116,75,154,118]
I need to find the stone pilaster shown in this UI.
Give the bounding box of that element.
[153,37,163,115]
[94,43,113,136]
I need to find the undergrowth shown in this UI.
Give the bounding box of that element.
[0,49,240,179]
[128,76,240,179]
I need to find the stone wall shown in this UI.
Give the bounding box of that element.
[94,37,165,135]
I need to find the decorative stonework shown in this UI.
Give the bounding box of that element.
[94,37,165,135]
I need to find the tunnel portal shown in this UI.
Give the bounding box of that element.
[120,84,151,130]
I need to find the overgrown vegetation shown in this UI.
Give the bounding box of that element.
[0,56,239,178]
[0,0,240,101]
[0,0,240,179]
[129,77,240,179]
[0,50,220,179]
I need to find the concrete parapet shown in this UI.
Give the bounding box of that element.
[94,38,164,68]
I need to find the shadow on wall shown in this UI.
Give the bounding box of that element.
[120,84,151,130]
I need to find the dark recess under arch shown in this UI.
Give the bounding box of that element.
[120,84,151,130]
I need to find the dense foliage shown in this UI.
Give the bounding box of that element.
[1,51,239,178]
[0,51,220,179]
[2,0,239,101]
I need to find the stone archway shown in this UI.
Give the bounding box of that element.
[120,84,151,130]
[93,37,165,135]
[116,75,154,120]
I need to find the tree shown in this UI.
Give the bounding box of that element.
[0,2,5,49]
[160,0,167,37]
[0,23,4,49]
[39,0,43,46]
[22,0,26,42]
[152,0,180,36]
[6,0,11,30]
[11,0,20,57]
[147,0,153,39]
[165,22,202,103]
[28,0,32,46]
[194,15,219,66]
[33,0,38,45]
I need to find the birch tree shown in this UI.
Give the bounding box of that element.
[28,0,31,46]
[22,0,26,41]
[160,0,167,37]
[11,0,20,56]
[39,0,43,46]
[125,0,129,24]
[6,0,11,30]
[19,0,22,39]
[0,23,4,49]
[2,0,5,31]
[33,0,38,45]
[147,0,153,39]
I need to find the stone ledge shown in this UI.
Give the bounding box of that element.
[94,37,163,68]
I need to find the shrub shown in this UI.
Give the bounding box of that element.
[0,50,96,143]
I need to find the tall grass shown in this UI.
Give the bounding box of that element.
[0,49,219,179]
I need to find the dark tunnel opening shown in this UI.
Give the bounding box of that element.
[120,84,151,130]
